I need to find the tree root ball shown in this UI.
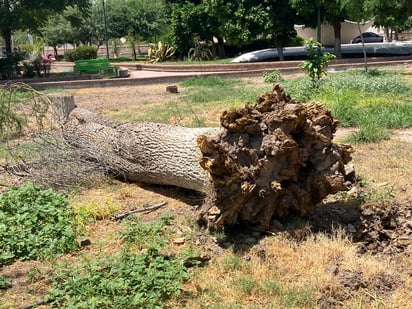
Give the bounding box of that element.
[197,85,355,230]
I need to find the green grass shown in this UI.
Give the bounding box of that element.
[116,76,267,127]
[281,68,412,143]
[233,275,259,294]
[113,69,411,141]
[181,76,260,106]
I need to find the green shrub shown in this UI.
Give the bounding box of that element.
[63,49,75,62]
[287,35,305,47]
[0,52,25,79]
[146,41,176,63]
[0,182,79,265]
[22,62,36,78]
[64,46,98,61]
[188,41,214,61]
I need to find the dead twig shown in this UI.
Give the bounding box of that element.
[111,201,168,221]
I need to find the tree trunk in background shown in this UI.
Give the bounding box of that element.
[276,46,285,61]
[62,86,355,230]
[216,37,225,58]
[333,22,342,59]
[4,27,12,54]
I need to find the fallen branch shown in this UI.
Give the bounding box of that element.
[111,201,168,221]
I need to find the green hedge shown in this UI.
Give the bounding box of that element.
[64,46,98,61]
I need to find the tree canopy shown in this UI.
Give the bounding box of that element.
[368,0,412,39]
[2,0,412,60]
[0,0,90,53]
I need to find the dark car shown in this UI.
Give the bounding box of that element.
[351,32,384,43]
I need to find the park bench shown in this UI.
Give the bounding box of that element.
[74,58,119,76]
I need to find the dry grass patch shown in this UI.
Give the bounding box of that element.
[352,140,412,202]
[176,228,409,308]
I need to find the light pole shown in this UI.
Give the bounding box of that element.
[102,0,110,60]
[316,1,321,44]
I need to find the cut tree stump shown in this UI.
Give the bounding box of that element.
[62,85,355,230]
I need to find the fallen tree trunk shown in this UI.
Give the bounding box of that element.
[62,85,355,230]
[62,107,220,192]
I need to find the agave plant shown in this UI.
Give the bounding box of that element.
[188,41,214,61]
[146,41,176,63]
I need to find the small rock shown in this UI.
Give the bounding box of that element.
[80,239,91,246]
[166,85,178,93]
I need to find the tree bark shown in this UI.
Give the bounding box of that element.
[62,108,221,192]
[62,86,355,230]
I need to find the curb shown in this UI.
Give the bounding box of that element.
[2,56,412,90]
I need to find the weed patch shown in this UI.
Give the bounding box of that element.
[46,216,188,308]
[0,183,79,265]
[0,275,12,290]
[119,215,173,249]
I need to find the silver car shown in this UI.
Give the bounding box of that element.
[351,32,384,43]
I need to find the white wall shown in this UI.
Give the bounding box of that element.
[295,21,380,45]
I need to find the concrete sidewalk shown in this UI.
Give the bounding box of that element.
[4,56,411,90]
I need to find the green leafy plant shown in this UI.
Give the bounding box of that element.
[21,40,44,60]
[47,249,188,309]
[46,216,188,309]
[0,182,79,265]
[146,41,176,63]
[298,38,336,88]
[0,275,12,290]
[263,70,284,83]
[188,40,214,61]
